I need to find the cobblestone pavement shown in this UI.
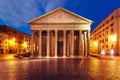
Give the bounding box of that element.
[0,57,120,80]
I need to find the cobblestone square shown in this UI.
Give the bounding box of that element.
[0,57,120,80]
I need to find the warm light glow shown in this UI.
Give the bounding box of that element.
[23,41,27,49]
[74,36,77,40]
[110,34,117,42]
[12,38,15,41]
[110,49,114,56]
[9,38,16,45]
[101,50,105,55]
[93,41,98,46]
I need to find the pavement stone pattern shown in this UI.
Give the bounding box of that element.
[0,56,120,80]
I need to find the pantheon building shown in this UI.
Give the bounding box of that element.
[28,8,93,58]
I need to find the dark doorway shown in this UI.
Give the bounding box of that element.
[0,49,3,54]
[9,49,12,54]
[58,41,63,57]
[42,36,47,57]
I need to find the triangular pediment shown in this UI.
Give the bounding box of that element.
[29,8,92,24]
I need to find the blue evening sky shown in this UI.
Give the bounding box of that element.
[0,0,120,34]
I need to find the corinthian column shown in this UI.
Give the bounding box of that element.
[38,30,42,58]
[55,30,58,57]
[87,30,90,57]
[47,30,50,57]
[30,31,34,58]
[79,30,82,57]
[84,32,87,57]
[63,30,66,57]
[71,30,74,57]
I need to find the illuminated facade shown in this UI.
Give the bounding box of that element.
[29,8,92,58]
[90,8,120,55]
[0,25,31,54]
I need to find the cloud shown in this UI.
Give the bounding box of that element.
[44,0,68,12]
[0,0,68,34]
[0,0,42,27]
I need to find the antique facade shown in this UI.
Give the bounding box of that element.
[29,8,92,58]
[0,25,31,54]
[90,8,120,55]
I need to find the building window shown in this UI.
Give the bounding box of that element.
[106,45,108,48]
[106,38,108,42]
[111,28,113,32]
[111,16,114,20]
[106,26,108,29]
[103,23,104,26]
[111,44,113,48]
[106,20,109,24]
[6,49,7,52]
[102,39,104,43]
[102,29,104,31]
[106,31,108,35]
[99,40,101,43]
[110,23,114,27]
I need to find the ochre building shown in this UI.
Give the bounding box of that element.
[0,25,31,54]
[90,8,120,55]
[29,8,92,58]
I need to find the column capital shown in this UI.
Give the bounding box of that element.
[84,31,87,34]
[39,30,42,33]
[47,30,50,32]
[64,29,66,31]
[88,29,90,32]
[31,30,35,35]
[55,30,58,33]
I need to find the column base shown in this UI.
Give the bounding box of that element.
[29,55,34,59]
[54,55,58,58]
[63,55,67,58]
[36,56,42,59]
[71,55,74,58]
[46,55,50,58]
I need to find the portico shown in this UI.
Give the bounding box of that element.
[28,8,92,58]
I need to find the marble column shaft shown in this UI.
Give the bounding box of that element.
[39,30,42,57]
[47,30,50,57]
[55,30,58,57]
[87,30,90,56]
[84,32,87,56]
[63,30,66,57]
[79,30,82,56]
[71,30,74,57]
